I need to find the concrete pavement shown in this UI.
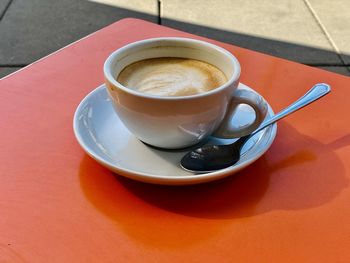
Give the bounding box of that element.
[1,0,349,78]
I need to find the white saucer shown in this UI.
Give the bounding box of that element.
[73,83,277,185]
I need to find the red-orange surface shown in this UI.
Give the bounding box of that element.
[1,19,350,262]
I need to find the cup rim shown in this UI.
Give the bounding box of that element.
[103,37,241,100]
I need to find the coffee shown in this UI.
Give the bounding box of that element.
[117,57,227,97]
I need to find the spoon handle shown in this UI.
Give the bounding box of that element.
[253,83,331,135]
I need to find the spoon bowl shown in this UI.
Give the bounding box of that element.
[181,144,241,172]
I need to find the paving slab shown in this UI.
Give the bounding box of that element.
[308,0,350,64]
[0,0,157,65]
[88,0,158,15]
[161,0,341,65]
[0,67,22,78]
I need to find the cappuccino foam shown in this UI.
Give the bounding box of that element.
[117,58,227,97]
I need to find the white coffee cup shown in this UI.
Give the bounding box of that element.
[104,37,268,149]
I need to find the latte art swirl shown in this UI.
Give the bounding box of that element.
[117,58,227,97]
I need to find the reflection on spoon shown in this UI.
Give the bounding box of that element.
[180,83,331,173]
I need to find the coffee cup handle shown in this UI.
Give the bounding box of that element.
[213,89,268,138]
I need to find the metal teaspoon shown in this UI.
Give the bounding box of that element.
[180,83,331,173]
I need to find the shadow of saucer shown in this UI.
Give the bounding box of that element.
[79,121,348,248]
[79,155,228,249]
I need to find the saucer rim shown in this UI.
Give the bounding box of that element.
[73,83,277,185]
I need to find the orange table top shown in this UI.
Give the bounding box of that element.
[1,18,350,262]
